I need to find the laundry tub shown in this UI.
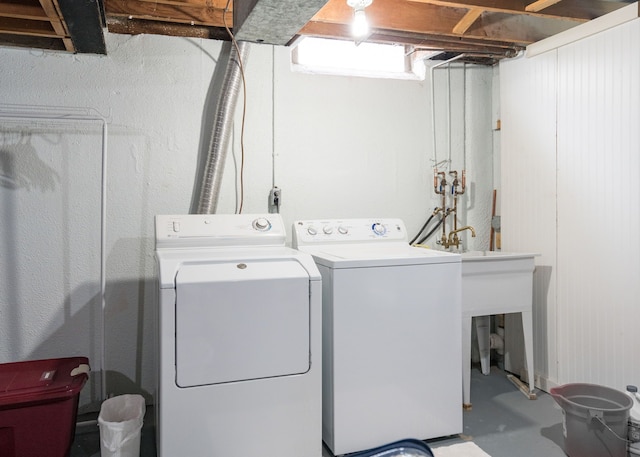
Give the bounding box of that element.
[551,383,632,457]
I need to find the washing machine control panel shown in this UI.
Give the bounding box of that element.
[292,218,408,246]
[156,214,285,248]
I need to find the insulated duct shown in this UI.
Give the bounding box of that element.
[195,41,249,214]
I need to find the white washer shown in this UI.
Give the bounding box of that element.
[292,218,462,456]
[155,214,321,457]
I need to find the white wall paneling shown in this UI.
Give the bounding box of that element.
[500,51,559,389]
[501,18,640,390]
[555,19,640,387]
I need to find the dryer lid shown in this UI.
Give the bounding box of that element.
[174,259,312,387]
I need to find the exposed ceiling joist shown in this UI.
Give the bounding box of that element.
[1,0,636,63]
[0,0,77,52]
[0,3,48,20]
[301,21,521,54]
[106,16,232,40]
[407,0,628,21]
[452,7,483,34]
[526,0,563,12]
[39,0,69,41]
[105,0,230,27]
[305,0,582,46]
[0,17,61,39]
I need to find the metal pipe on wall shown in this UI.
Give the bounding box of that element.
[429,54,465,170]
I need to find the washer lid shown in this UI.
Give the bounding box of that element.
[301,243,460,268]
[174,259,311,387]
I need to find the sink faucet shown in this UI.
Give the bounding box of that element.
[447,225,476,249]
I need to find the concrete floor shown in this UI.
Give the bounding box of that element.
[70,367,568,457]
[426,367,567,457]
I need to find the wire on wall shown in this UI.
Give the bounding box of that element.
[272,45,276,189]
[223,0,248,214]
[447,63,451,165]
[462,63,467,171]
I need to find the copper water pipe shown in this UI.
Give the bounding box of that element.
[450,170,466,232]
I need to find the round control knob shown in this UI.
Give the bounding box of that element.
[323,225,333,235]
[307,226,318,236]
[252,218,271,231]
[372,223,386,236]
[338,226,349,235]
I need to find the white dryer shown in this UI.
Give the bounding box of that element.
[155,214,321,457]
[292,218,462,456]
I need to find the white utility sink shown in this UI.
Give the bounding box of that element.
[461,251,537,408]
[462,250,530,257]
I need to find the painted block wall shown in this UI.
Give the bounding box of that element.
[500,18,640,390]
[0,33,495,410]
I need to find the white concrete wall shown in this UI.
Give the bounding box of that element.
[0,33,494,411]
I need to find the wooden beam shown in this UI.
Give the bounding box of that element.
[527,1,640,57]
[452,7,482,34]
[62,37,74,51]
[310,0,579,46]
[298,20,522,56]
[0,32,67,51]
[540,0,626,19]
[407,0,624,22]
[39,0,63,20]
[39,0,71,38]
[0,17,60,38]
[373,29,521,56]
[0,1,75,52]
[136,0,230,8]
[525,0,562,13]
[106,16,230,40]
[0,4,49,21]
[312,0,473,35]
[105,0,230,26]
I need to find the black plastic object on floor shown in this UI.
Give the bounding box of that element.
[346,439,434,457]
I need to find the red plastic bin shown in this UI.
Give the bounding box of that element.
[0,357,90,457]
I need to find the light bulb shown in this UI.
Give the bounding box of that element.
[352,9,369,38]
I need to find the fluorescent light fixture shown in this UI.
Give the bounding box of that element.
[347,0,373,38]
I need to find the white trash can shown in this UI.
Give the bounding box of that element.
[98,394,146,457]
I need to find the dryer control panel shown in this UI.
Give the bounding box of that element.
[292,218,408,247]
[156,214,286,248]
